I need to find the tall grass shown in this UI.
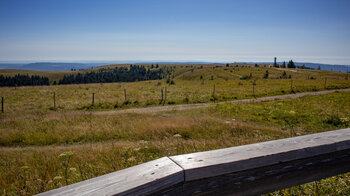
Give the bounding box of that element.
[0,67,349,116]
[0,91,349,195]
[1,66,350,195]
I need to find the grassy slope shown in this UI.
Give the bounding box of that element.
[1,65,350,195]
[0,91,349,195]
[0,66,349,116]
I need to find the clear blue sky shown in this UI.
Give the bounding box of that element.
[1,0,350,64]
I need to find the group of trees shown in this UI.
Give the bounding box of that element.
[280,71,291,79]
[0,74,49,87]
[276,60,296,68]
[287,60,296,68]
[59,65,166,85]
[0,65,170,87]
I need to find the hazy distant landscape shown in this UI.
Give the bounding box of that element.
[1,61,349,72]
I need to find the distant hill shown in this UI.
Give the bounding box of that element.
[1,61,349,72]
[0,62,104,71]
[0,64,24,69]
[137,61,224,65]
[295,63,350,73]
[245,62,350,73]
[22,62,89,71]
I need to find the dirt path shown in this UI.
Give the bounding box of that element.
[274,68,319,75]
[275,68,299,73]
[94,88,350,115]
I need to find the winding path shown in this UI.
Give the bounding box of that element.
[94,88,350,115]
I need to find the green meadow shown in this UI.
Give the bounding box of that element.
[1,64,350,195]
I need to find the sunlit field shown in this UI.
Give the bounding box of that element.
[1,65,350,195]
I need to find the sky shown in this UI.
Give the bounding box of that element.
[0,0,350,64]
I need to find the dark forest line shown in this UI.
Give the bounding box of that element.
[0,65,170,87]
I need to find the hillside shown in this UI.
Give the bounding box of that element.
[2,63,349,84]
[0,62,105,71]
[1,64,350,195]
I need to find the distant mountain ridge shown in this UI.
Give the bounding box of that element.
[0,62,103,71]
[0,61,349,72]
[295,62,350,73]
[23,62,89,71]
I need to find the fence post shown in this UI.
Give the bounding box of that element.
[124,88,127,102]
[163,87,167,105]
[1,97,3,113]
[92,93,95,106]
[161,88,164,104]
[53,92,56,108]
[324,78,327,89]
[291,79,293,92]
[252,80,256,97]
[212,84,216,103]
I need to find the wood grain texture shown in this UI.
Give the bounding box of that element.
[36,157,183,196]
[170,128,350,181]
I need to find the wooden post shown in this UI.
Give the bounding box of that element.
[53,92,56,108]
[163,87,167,105]
[124,88,127,101]
[324,77,327,89]
[252,80,256,97]
[212,84,216,103]
[92,93,95,106]
[161,88,164,104]
[291,79,293,92]
[252,83,255,96]
[1,97,3,113]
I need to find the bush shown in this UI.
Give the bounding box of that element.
[123,100,131,105]
[210,95,218,102]
[240,73,252,80]
[166,77,175,85]
[184,97,189,104]
[263,70,269,79]
[280,71,288,79]
[324,115,349,127]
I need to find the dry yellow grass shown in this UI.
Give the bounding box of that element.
[1,66,349,117]
[1,66,350,195]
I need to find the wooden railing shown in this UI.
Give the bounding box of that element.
[37,128,350,196]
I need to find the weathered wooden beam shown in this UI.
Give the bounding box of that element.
[36,157,183,196]
[170,128,350,181]
[37,128,350,196]
[157,148,350,195]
